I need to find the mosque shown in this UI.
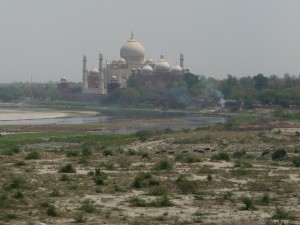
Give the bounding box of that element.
[80,33,189,94]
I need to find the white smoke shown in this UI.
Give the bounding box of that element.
[214,90,225,108]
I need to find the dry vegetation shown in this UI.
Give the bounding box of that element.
[0,112,300,225]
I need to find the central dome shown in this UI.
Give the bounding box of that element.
[120,34,145,65]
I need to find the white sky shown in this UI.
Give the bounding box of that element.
[0,0,300,83]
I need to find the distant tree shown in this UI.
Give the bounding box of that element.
[253,73,268,90]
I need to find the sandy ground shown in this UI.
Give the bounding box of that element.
[0,109,98,121]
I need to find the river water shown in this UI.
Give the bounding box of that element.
[0,108,227,133]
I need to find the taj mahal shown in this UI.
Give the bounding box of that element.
[80,33,189,95]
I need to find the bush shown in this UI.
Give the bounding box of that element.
[4,177,26,190]
[82,147,92,157]
[241,196,256,210]
[1,146,20,156]
[132,172,159,188]
[25,151,41,160]
[272,207,296,220]
[149,195,173,207]
[260,193,270,205]
[148,186,167,196]
[73,212,87,223]
[154,159,173,171]
[211,152,230,161]
[292,156,300,167]
[103,148,113,156]
[80,200,96,213]
[14,161,26,166]
[59,164,76,173]
[129,196,147,207]
[60,174,71,181]
[176,175,198,194]
[271,149,287,160]
[233,149,246,158]
[66,150,80,157]
[95,177,105,185]
[47,205,58,217]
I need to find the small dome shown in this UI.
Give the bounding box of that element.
[154,55,170,73]
[142,64,153,75]
[112,58,118,64]
[171,65,183,75]
[111,75,118,82]
[145,58,154,64]
[89,67,99,74]
[118,58,126,64]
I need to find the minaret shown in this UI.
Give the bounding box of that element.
[180,52,184,69]
[98,53,105,94]
[82,55,88,92]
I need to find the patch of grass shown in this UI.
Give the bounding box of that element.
[60,174,71,181]
[49,188,60,197]
[0,211,18,222]
[241,196,256,210]
[154,159,173,171]
[14,160,26,166]
[233,149,247,158]
[175,175,198,194]
[259,193,270,205]
[3,177,26,190]
[80,200,96,213]
[1,146,20,156]
[59,164,76,173]
[211,152,230,161]
[291,156,300,167]
[25,150,41,160]
[47,205,58,217]
[148,186,168,196]
[82,147,92,157]
[129,196,147,207]
[66,150,80,157]
[129,195,173,207]
[103,148,114,156]
[132,172,159,188]
[73,212,87,223]
[272,207,296,220]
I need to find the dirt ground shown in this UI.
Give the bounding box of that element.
[0,111,299,225]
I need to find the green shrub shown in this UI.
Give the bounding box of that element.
[211,152,230,161]
[73,212,87,223]
[13,191,24,199]
[66,150,80,157]
[25,151,41,160]
[59,164,76,173]
[132,172,159,188]
[14,161,26,166]
[47,205,58,217]
[82,147,92,157]
[95,177,105,185]
[271,149,287,160]
[154,159,173,170]
[60,174,71,181]
[260,193,270,205]
[292,156,300,167]
[103,148,113,156]
[4,177,26,190]
[80,200,96,213]
[241,196,256,210]
[176,175,198,194]
[233,149,246,158]
[148,186,167,196]
[129,196,147,207]
[1,146,20,156]
[49,188,60,197]
[207,174,213,181]
[272,207,296,220]
[0,211,17,221]
[149,195,173,207]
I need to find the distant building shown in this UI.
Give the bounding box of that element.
[82,33,189,94]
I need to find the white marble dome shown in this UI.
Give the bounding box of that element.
[142,64,153,75]
[118,58,126,64]
[171,65,183,75]
[154,55,170,73]
[120,35,145,64]
[89,67,99,74]
[145,58,154,65]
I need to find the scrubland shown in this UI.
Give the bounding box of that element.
[0,109,299,225]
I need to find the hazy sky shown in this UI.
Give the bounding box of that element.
[0,0,300,83]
